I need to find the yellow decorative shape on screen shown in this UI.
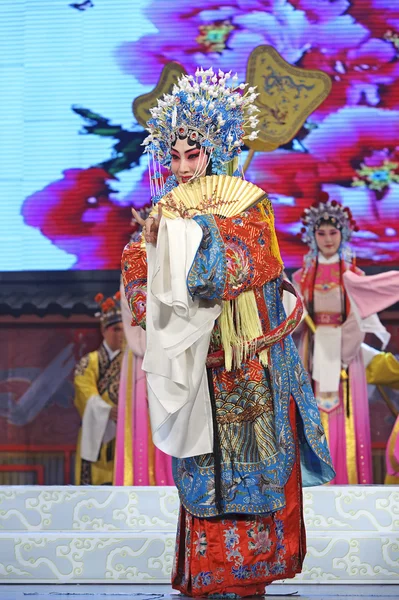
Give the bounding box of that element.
[132,61,187,128]
[245,45,332,152]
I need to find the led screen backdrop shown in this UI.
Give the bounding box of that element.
[1,0,398,271]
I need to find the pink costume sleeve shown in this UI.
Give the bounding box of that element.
[341,310,365,366]
[343,270,399,318]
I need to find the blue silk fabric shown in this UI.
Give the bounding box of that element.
[173,274,335,518]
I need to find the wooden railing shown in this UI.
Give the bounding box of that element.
[0,445,76,485]
[0,464,45,484]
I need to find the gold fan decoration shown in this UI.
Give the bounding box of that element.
[244,45,332,153]
[133,61,187,128]
[156,175,267,220]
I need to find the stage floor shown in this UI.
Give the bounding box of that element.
[0,584,399,600]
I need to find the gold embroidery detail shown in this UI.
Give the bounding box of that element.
[98,344,122,404]
[74,355,89,377]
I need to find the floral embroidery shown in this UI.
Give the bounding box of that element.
[231,564,252,580]
[248,522,272,555]
[74,354,89,377]
[194,530,207,557]
[224,237,254,296]
[252,560,270,578]
[227,547,245,564]
[274,518,284,540]
[125,280,147,328]
[223,524,240,549]
[122,240,148,328]
[271,562,287,575]
[269,516,287,575]
[192,571,214,589]
[173,488,302,594]
[221,522,243,566]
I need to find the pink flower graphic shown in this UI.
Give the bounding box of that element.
[302,38,397,119]
[115,0,369,85]
[290,0,351,22]
[348,0,399,39]
[324,184,399,264]
[252,528,272,554]
[247,108,399,267]
[22,168,133,269]
[304,107,399,183]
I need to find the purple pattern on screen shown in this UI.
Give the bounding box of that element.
[22,0,399,268]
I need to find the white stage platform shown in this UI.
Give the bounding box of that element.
[1,584,399,600]
[0,485,398,584]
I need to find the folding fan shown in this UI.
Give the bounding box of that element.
[156,175,268,219]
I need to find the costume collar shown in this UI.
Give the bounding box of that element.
[103,341,121,361]
[318,252,339,265]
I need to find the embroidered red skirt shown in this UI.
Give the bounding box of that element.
[171,399,305,597]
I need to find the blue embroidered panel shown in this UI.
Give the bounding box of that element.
[173,276,334,518]
[263,277,335,487]
[187,214,227,300]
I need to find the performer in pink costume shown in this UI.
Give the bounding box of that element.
[292,193,390,485]
[114,281,174,485]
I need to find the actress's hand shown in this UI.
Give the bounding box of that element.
[109,405,118,423]
[132,204,163,245]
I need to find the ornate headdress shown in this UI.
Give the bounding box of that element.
[300,192,359,264]
[142,67,260,200]
[94,292,122,329]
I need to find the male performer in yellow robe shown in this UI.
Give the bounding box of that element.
[362,344,399,484]
[74,292,124,485]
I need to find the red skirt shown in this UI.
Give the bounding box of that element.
[172,399,306,597]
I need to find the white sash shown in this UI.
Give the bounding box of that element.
[312,326,342,393]
[143,217,222,458]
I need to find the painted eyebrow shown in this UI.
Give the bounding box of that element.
[171,149,200,155]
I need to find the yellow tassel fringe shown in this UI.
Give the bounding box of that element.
[218,198,285,370]
[220,290,268,371]
[218,197,284,370]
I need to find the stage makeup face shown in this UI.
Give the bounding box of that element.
[101,322,124,352]
[315,224,342,259]
[171,137,208,183]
